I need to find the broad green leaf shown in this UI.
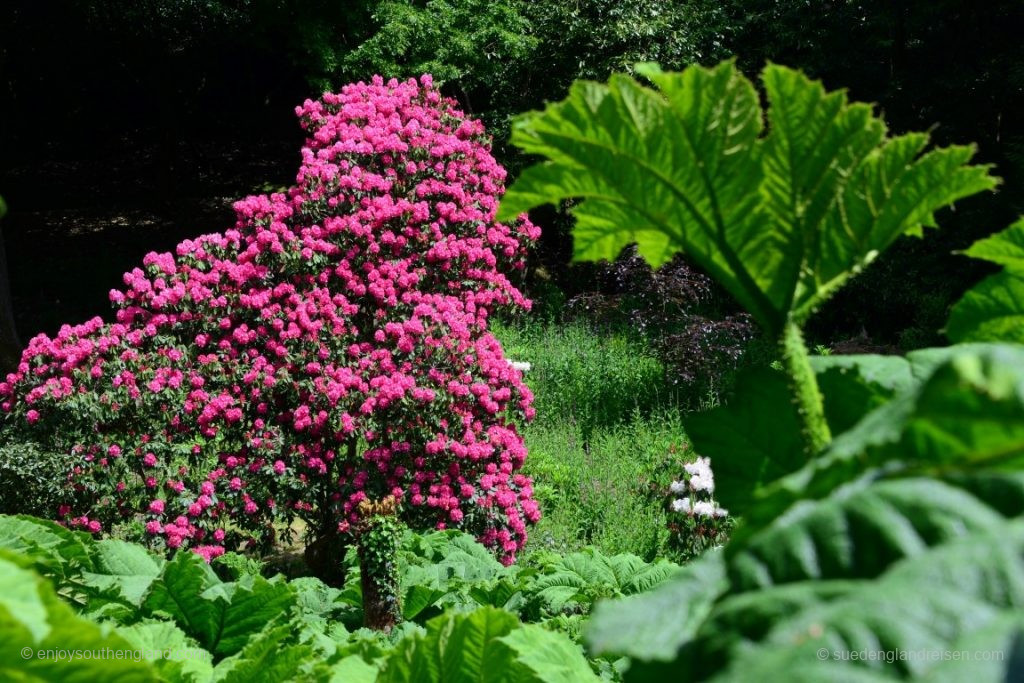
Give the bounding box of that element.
[499,61,787,330]
[810,354,913,433]
[684,367,804,512]
[142,551,221,638]
[585,551,727,662]
[948,219,1024,343]
[0,514,95,579]
[728,477,1009,591]
[198,574,295,657]
[920,614,1024,683]
[402,583,447,621]
[82,540,165,607]
[290,576,343,618]
[961,217,1024,269]
[330,655,379,683]
[497,623,601,683]
[528,549,677,615]
[377,607,519,683]
[143,552,294,658]
[211,624,322,683]
[738,344,1024,528]
[0,553,159,682]
[115,620,213,683]
[704,522,1024,681]
[946,271,1024,343]
[500,61,996,334]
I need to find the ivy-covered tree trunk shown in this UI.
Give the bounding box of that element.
[356,496,403,632]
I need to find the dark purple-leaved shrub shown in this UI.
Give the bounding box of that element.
[565,245,757,400]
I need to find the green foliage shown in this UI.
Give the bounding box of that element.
[584,347,1024,679]
[504,59,1024,680]
[519,413,688,559]
[340,0,535,114]
[0,550,163,681]
[948,218,1024,343]
[377,606,600,682]
[357,510,404,631]
[499,61,996,336]
[492,319,672,437]
[0,515,680,679]
[0,441,73,518]
[526,550,677,617]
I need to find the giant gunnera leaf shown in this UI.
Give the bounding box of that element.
[498,61,996,335]
[948,219,1024,343]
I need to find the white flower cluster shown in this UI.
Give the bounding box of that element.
[509,360,532,373]
[669,456,728,518]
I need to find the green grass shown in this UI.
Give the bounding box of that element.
[492,318,695,560]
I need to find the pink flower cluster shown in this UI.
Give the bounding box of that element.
[1,75,540,564]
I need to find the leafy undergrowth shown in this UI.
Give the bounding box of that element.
[0,514,679,682]
[492,319,698,560]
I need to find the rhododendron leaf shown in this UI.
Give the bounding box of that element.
[585,551,727,663]
[501,61,996,334]
[0,553,159,682]
[81,539,165,607]
[683,367,804,513]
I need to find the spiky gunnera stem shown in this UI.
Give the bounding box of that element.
[780,321,831,456]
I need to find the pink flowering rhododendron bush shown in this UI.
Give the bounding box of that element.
[0,75,541,564]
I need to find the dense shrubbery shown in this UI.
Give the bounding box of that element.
[0,441,69,518]
[0,76,540,564]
